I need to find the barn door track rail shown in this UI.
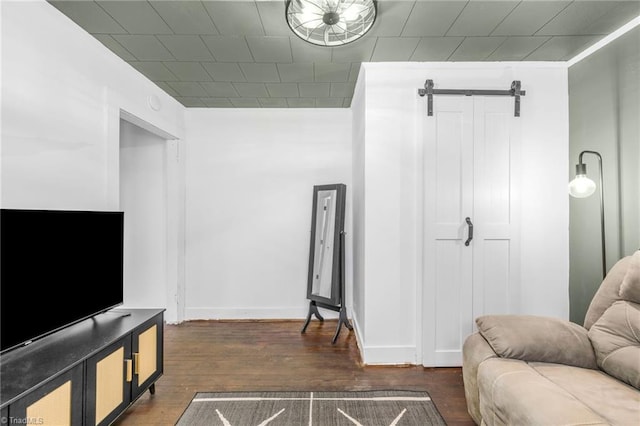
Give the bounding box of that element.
[418,80,526,117]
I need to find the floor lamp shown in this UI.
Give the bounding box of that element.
[568,150,606,279]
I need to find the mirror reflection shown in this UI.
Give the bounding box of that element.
[311,189,337,298]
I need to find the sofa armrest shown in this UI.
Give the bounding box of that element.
[462,333,498,425]
[475,315,598,369]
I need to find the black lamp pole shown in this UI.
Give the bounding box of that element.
[574,150,606,279]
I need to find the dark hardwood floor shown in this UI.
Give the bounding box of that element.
[113,319,475,425]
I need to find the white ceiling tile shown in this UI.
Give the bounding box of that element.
[487,37,551,61]
[163,62,212,82]
[257,1,291,36]
[112,35,175,61]
[402,1,468,37]
[96,1,173,34]
[246,37,293,62]
[49,1,126,34]
[410,37,464,61]
[287,98,316,107]
[314,63,351,82]
[330,82,356,98]
[202,98,234,107]
[229,98,262,107]
[492,1,571,36]
[316,98,345,108]
[366,1,414,37]
[448,37,507,61]
[581,1,640,35]
[259,98,289,108]
[371,37,421,61]
[239,63,281,82]
[536,1,615,36]
[331,38,377,63]
[203,2,265,36]
[93,34,137,61]
[349,63,362,82]
[525,35,600,61]
[447,1,519,37]
[290,37,332,62]
[157,36,215,62]
[149,1,219,35]
[202,62,246,82]
[200,82,240,98]
[47,0,640,109]
[265,83,299,98]
[233,83,270,98]
[174,97,206,107]
[277,63,314,82]
[201,36,254,62]
[299,83,330,97]
[129,61,178,81]
[168,82,206,97]
[154,81,180,97]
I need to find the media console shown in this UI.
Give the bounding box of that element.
[0,308,164,426]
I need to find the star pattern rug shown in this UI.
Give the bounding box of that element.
[176,390,447,425]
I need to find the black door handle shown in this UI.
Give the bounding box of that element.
[465,217,473,246]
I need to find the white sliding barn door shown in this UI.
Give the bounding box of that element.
[422,96,520,367]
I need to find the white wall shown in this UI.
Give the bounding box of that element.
[0,1,185,320]
[351,68,367,348]
[353,62,570,364]
[1,0,184,211]
[568,26,640,324]
[184,109,352,319]
[120,120,168,309]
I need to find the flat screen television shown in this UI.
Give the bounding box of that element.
[0,208,124,354]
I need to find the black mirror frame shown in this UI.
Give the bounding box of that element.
[306,183,346,306]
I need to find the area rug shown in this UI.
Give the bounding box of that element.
[175,390,447,425]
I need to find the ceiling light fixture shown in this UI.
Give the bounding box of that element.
[285,0,377,47]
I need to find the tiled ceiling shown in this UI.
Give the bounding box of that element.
[48,0,640,108]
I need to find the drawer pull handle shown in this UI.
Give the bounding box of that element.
[133,353,139,375]
[125,359,132,382]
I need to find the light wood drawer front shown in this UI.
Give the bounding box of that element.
[26,380,71,426]
[95,347,124,425]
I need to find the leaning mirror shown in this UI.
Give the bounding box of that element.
[307,184,345,304]
[301,183,352,343]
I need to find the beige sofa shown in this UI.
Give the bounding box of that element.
[462,250,640,425]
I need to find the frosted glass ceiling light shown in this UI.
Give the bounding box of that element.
[286,0,377,47]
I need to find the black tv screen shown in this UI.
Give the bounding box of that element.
[0,208,124,353]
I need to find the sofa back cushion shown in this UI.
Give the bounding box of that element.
[588,300,640,390]
[584,254,633,330]
[619,250,640,303]
[476,315,598,369]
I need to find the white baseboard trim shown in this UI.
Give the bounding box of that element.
[185,307,339,320]
[360,345,418,366]
[350,314,366,360]
[329,312,416,366]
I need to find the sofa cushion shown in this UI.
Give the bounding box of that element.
[588,300,640,390]
[477,359,610,426]
[584,254,632,330]
[619,250,640,304]
[475,315,597,369]
[530,362,640,426]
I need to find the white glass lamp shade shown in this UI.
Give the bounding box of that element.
[286,0,377,47]
[568,166,596,198]
[568,175,596,198]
